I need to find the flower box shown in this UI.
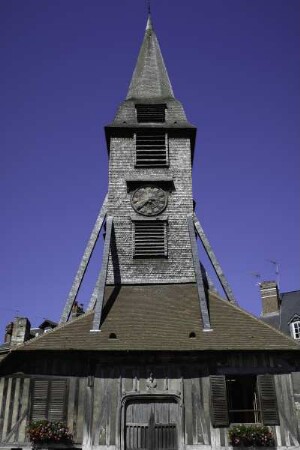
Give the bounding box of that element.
[228,424,275,447]
[26,420,73,448]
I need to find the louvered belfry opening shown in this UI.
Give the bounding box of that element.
[134,221,167,258]
[136,131,168,167]
[136,104,166,123]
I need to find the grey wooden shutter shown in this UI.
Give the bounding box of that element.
[31,379,49,420]
[48,380,68,422]
[210,375,229,427]
[257,374,280,425]
[31,379,68,422]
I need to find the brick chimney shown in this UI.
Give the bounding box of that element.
[260,281,280,316]
[10,317,31,346]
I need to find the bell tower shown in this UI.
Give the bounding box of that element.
[105,15,196,285]
[60,14,235,331]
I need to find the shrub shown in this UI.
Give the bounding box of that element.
[26,420,73,446]
[228,424,275,447]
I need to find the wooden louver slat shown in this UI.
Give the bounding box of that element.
[31,380,48,421]
[210,375,229,428]
[134,221,167,257]
[48,380,68,422]
[136,132,168,167]
[257,374,280,425]
[136,104,166,123]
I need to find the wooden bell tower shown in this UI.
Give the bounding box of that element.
[60,14,235,331]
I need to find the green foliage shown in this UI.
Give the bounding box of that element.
[26,420,73,446]
[228,424,275,447]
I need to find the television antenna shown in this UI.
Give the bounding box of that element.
[250,272,261,286]
[267,259,280,290]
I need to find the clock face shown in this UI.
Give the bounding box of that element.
[131,186,167,216]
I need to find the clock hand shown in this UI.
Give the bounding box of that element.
[135,196,150,210]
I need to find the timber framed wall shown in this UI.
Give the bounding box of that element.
[1,354,300,449]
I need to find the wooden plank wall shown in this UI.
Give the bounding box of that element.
[0,376,30,444]
[0,362,300,448]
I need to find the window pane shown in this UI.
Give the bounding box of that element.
[293,321,300,339]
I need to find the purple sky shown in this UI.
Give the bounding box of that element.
[1,0,299,340]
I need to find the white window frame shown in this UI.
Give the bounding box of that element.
[291,320,300,339]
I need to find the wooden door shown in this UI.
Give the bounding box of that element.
[125,400,178,450]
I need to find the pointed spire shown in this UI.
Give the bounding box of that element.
[146,14,152,31]
[126,15,174,100]
[146,0,152,29]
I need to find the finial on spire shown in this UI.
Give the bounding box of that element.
[145,0,153,30]
[146,0,151,16]
[146,3,153,32]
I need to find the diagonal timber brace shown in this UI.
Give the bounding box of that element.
[90,216,113,331]
[59,194,108,323]
[187,215,211,330]
[193,214,236,304]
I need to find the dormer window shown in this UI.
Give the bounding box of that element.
[136,104,166,123]
[291,321,300,339]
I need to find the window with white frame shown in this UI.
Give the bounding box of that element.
[291,321,300,339]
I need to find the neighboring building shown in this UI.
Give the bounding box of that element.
[260,281,300,341]
[0,318,57,362]
[0,302,84,361]
[1,13,300,450]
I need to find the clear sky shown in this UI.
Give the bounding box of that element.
[1,0,299,340]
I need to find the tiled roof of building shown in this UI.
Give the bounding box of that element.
[12,284,300,352]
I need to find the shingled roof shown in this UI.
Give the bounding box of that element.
[13,284,300,352]
[126,15,174,100]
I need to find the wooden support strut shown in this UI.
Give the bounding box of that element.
[193,214,236,304]
[59,194,108,323]
[187,215,211,330]
[90,216,113,331]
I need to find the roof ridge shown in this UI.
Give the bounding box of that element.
[282,289,300,295]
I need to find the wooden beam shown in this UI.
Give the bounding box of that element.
[193,215,236,304]
[90,216,113,331]
[59,194,108,323]
[201,263,219,295]
[187,215,211,330]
